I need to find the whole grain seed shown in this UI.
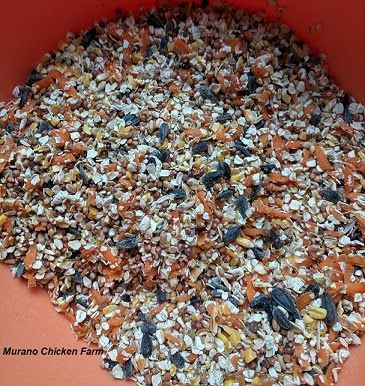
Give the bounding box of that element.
[1,4,364,386]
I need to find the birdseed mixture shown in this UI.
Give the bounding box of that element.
[1,3,365,386]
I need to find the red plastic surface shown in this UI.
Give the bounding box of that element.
[0,1,364,385]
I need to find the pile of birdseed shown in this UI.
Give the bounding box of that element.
[1,3,365,386]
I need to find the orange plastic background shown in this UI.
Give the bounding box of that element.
[0,0,364,385]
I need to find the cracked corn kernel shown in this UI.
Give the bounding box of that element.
[236,237,254,248]
[243,347,257,363]
[0,214,7,225]
[307,305,327,320]
[224,379,234,386]
[89,207,98,217]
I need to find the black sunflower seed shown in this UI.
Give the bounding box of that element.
[27,69,42,85]
[261,163,276,174]
[151,149,169,162]
[156,285,166,303]
[306,284,321,297]
[104,358,118,369]
[216,189,233,201]
[216,113,232,123]
[123,113,140,126]
[222,225,241,243]
[320,189,341,204]
[170,352,185,369]
[77,164,90,184]
[271,288,300,319]
[199,85,219,103]
[247,76,259,93]
[122,358,133,378]
[19,87,30,108]
[159,122,170,142]
[250,185,261,202]
[309,114,321,126]
[211,289,223,298]
[321,291,338,326]
[218,162,231,180]
[201,170,223,189]
[116,237,138,249]
[251,247,265,261]
[159,34,169,50]
[148,12,166,28]
[249,294,271,310]
[5,124,14,133]
[272,307,292,330]
[192,141,209,154]
[208,277,228,292]
[236,195,249,218]
[75,295,89,309]
[140,333,153,358]
[81,27,97,48]
[67,227,81,238]
[270,229,282,250]
[343,107,353,124]
[234,140,251,157]
[15,262,24,278]
[255,120,265,129]
[141,322,157,335]
[169,188,187,199]
[38,121,51,133]
[138,310,148,322]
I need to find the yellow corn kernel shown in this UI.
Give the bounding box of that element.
[359,151,365,161]
[50,117,60,126]
[307,305,327,320]
[89,207,98,217]
[303,314,315,324]
[231,173,242,182]
[236,237,254,248]
[126,171,133,179]
[0,214,8,225]
[192,376,201,386]
[224,379,234,386]
[252,377,263,386]
[217,332,229,345]
[229,330,241,345]
[102,304,118,315]
[160,141,169,150]
[243,348,257,363]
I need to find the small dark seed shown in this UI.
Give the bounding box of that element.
[343,107,353,124]
[116,237,138,249]
[222,225,241,243]
[305,284,321,297]
[192,141,209,154]
[122,358,133,378]
[261,163,276,174]
[320,189,341,204]
[218,161,231,180]
[151,149,169,162]
[170,352,185,369]
[201,170,223,189]
[104,358,118,369]
[321,291,338,326]
[5,124,14,133]
[216,113,232,123]
[169,188,187,200]
[271,288,300,319]
[228,296,239,306]
[270,229,282,250]
[140,333,153,358]
[272,307,292,330]
[234,140,251,157]
[159,122,170,142]
[208,277,228,292]
[190,297,202,307]
[255,120,265,129]
[141,322,157,335]
[75,295,89,309]
[156,285,166,303]
[38,121,51,133]
[138,310,148,322]
[216,189,233,201]
[247,76,259,93]
[81,27,97,48]
[159,34,169,50]
[309,114,321,126]
[77,164,90,184]
[19,87,30,108]
[251,247,265,261]
[236,195,249,218]
[27,69,42,85]
[121,294,131,302]
[199,85,219,103]
[123,113,140,126]
[249,294,271,310]
[73,272,82,283]
[211,289,223,298]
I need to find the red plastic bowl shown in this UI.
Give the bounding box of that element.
[0,1,364,385]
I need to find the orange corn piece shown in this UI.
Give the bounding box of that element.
[314,145,333,172]
[296,292,312,310]
[51,152,76,165]
[174,38,192,54]
[24,244,37,268]
[101,247,118,265]
[346,282,365,296]
[246,274,255,302]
